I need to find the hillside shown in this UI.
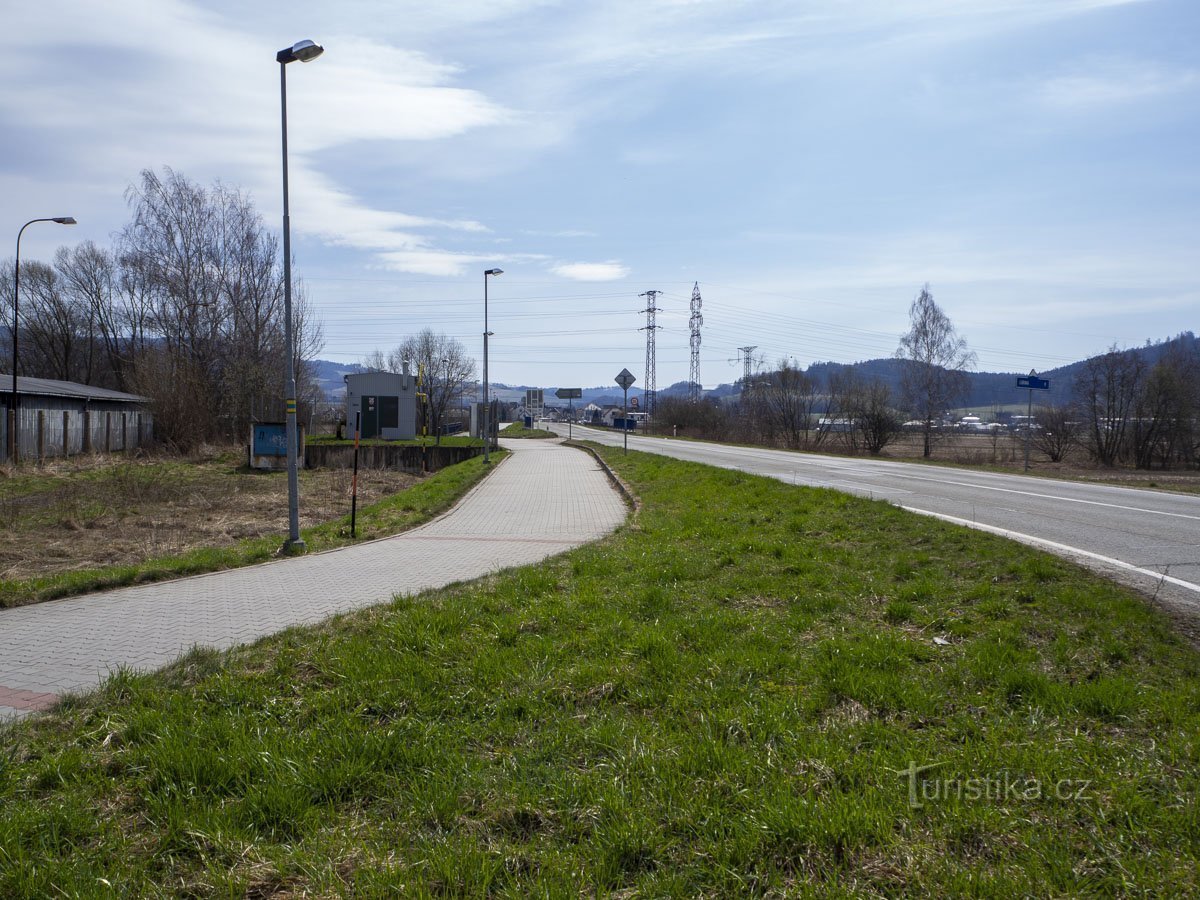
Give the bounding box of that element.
[314,332,1197,409]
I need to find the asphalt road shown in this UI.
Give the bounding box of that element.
[555,424,1200,625]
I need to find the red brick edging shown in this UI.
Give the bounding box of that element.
[0,685,59,711]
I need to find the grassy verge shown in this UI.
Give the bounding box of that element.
[2,446,1197,895]
[500,422,558,439]
[0,452,503,609]
[577,424,1200,494]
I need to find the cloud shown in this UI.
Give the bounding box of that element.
[377,249,488,277]
[521,229,597,238]
[293,37,509,149]
[1037,60,1200,109]
[0,2,509,275]
[550,261,631,281]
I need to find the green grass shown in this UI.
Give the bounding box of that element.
[500,422,558,439]
[2,446,1197,895]
[0,452,503,609]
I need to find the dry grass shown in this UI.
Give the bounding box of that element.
[0,445,420,583]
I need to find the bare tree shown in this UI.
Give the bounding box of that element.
[758,360,820,450]
[117,168,323,446]
[372,329,476,444]
[848,378,903,456]
[53,242,126,389]
[1131,339,1200,469]
[656,394,731,441]
[362,349,388,372]
[3,168,322,449]
[1032,404,1080,463]
[1073,346,1144,467]
[16,259,94,383]
[824,367,865,454]
[897,284,976,458]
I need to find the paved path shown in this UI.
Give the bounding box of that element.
[0,439,627,721]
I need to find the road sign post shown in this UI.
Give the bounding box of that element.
[555,388,583,441]
[614,369,636,454]
[1016,370,1051,472]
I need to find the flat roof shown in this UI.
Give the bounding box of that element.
[0,374,147,403]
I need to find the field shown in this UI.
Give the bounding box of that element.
[629,423,1200,494]
[1,445,1196,895]
[0,446,496,608]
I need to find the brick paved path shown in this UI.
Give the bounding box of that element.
[0,439,627,721]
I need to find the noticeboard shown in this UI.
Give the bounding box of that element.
[252,423,288,456]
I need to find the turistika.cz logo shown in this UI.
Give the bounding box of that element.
[893,761,1094,809]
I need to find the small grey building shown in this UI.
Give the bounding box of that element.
[1,374,153,463]
[344,367,417,440]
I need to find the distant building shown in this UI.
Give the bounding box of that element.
[343,366,418,440]
[1,374,153,463]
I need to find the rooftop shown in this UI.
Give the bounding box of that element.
[0,374,147,404]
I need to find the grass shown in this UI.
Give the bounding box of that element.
[500,422,558,439]
[581,423,1200,495]
[1,446,1198,895]
[0,452,503,609]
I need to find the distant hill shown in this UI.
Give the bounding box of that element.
[793,333,1196,410]
[317,332,1198,410]
[312,360,369,399]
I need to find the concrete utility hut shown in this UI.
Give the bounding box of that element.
[343,367,418,440]
[1,375,153,463]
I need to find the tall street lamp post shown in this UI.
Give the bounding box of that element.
[483,268,502,463]
[276,38,323,552]
[11,216,76,463]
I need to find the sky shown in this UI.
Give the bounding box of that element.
[4,0,1197,390]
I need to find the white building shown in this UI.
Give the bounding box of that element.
[343,366,418,440]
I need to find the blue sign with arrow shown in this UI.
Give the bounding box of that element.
[1016,375,1050,390]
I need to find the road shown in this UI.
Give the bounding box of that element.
[554,424,1200,625]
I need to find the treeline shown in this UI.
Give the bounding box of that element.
[657,363,907,457]
[1,168,323,449]
[658,335,1200,470]
[1039,337,1200,469]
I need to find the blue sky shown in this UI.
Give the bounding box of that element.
[4,0,1197,389]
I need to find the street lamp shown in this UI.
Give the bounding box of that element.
[483,267,503,463]
[10,216,76,463]
[276,38,323,552]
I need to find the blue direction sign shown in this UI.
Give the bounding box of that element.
[1017,376,1050,390]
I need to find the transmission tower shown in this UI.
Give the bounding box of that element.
[639,290,662,419]
[688,282,703,402]
[729,346,757,385]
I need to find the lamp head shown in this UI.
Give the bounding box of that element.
[277,39,324,64]
[52,217,77,225]
[485,268,503,276]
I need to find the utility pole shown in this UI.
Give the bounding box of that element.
[688,282,703,402]
[639,290,662,421]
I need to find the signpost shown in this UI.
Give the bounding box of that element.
[555,387,582,439]
[615,368,636,454]
[1016,369,1051,471]
[350,411,361,537]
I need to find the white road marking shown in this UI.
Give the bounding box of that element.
[902,505,1200,595]
[892,472,1200,521]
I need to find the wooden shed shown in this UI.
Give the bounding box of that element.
[1,375,153,463]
